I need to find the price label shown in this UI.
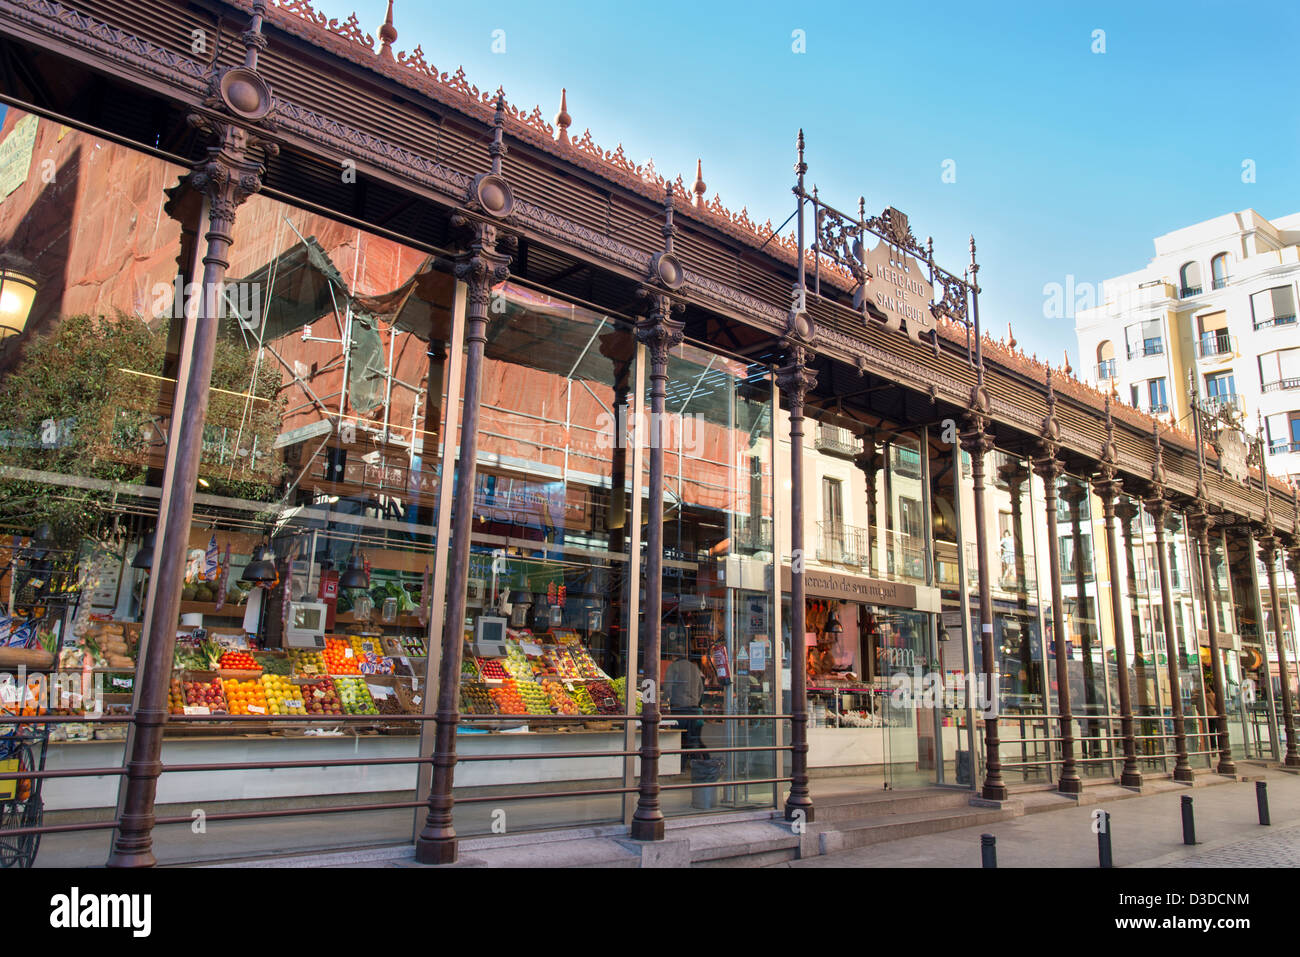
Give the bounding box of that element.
[314,689,325,699]
[183,705,210,715]
[344,648,354,658]
[412,694,422,706]
[248,704,266,714]
[111,677,132,689]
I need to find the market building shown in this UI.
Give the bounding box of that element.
[0,0,1298,867]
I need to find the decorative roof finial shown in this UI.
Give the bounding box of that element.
[663,182,676,255]
[489,92,507,175]
[795,129,807,179]
[377,0,397,59]
[692,159,706,207]
[555,88,571,146]
[1062,349,1073,376]
[1007,322,1017,351]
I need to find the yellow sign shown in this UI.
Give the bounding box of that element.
[0,112,38,201]
[0,757,18,801]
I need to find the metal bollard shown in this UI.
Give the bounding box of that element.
[981,833,997,868]
[1097,810,1112,868]
[1181,794,1196,845]
[1257,781,1270,826]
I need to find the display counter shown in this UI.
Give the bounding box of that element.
[42,728,681,810]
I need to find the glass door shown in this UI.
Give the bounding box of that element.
[881,610,939,788]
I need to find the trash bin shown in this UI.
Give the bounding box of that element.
[690,758,724,810]
[956,749,972,786]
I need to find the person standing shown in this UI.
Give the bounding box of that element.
[665,653,705,751]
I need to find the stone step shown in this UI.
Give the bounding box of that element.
[814,804,1021,856]
[810,787,975,823]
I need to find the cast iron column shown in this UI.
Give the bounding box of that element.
[780,341,818,823]
[1033,448,1081,793]
[1093,473,1142,788]
[1115,500,1152,716]
[854,433,881,578]
[1288,545,1300,759]
[629,288,683,842]
[108,8,277,867]
[416,98,516,864]
[960,388,1007,800]
[1189,511,1236,775]
[1147,497,1194,782]
[1258,533,1300,767]
[1062,480,1100,758]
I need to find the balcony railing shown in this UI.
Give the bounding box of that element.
[1204,393,1242,416]
[1262,377,1300,394]
[732,514,773,553]
[1195,333,1234,358]
[1212,275,1230,290]
[814,423,860,458]
[1180,285,1202,298]
[1149,402,1170,414]
[1269,440,1300,456]
[1128,340,1164,359]
[1095,359,1117,380]
[1255,315,1298,331]
[816,521,870,568]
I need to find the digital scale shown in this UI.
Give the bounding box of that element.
[284,600,329,650]
[469,616,509,658]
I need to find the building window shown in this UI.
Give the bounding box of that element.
[1130,383,1140,408]
[1126,319,1164,358]
[822,476,844,554]
[1179,262,1203,298]
[1210,253,1230,290]
[1196,311,1231,357]
[1260,348,1300,393]
[1265,412,1300,455]
[1252,285,1298,329]
[1148,378,1168,414]
[1204,371,1237,415]
[1095,340,1116,380]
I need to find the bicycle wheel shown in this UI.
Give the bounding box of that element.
[0,743,38,868]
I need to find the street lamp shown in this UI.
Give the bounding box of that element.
[0,267,37,346]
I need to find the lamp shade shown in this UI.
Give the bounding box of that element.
[240,544,278,584]
[338,554,368,590]
[0,268,37,342]
[131,531,156,570]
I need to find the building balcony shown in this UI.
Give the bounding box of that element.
[1095,359,1117,380]
[1180,285,1203,298]
[816,521,869,567]
[1269,441,1300,456]
[1262,377,1300,394]
[1195,333,1234,359]
[1254,315,1297,331]
[1128,340,1164,360]
[1149,402,1170,414]
[1204,393,1242,417]
[1212,276,1230,290]
[814,423,861,458]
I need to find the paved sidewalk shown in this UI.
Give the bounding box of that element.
[781,766,1300,868]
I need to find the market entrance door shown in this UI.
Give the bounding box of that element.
[879,609,940,789]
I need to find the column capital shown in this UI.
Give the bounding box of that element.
[633,289,685,368]
[1031,447,1064,483]
[776,340,817,414]
[452,220,513,326]
[1143,493,1171,525]
[1113,497,1141,525]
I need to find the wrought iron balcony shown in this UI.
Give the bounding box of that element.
[1269,440,1300,456]
[1212,276,1230,290]
[1255,314,1297,331]
[814,423,861,458]
[1128,340,1164,359]
[1262,377,1300,394]
[1195,333,1234,358]
[1204,393,1242,416]
[1095,359,1117,380]
[1180,285,1202,298]
[816,521,869,567]
[1149,402,1170,414]
[732,514,773,553]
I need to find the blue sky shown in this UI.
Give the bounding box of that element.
[313,0,1299,367]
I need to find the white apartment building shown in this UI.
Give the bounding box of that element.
[1076,209,1300,482]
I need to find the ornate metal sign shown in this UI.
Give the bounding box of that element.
[787,133,975,359]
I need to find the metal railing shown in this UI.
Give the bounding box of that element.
[1195,333,1234,358]
[1269,440,1300,456]
[1149,402,1170,414]
[1262,377,1300,394]
[1212,275,1229,290]
[1255,314,1297,330]
[1128,340,1165,359]
[1180,285,1202,298]
[816,520,869,567]
[1095,359,1117,380]
[814,423,860,457]
[1204,393,1242,416]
